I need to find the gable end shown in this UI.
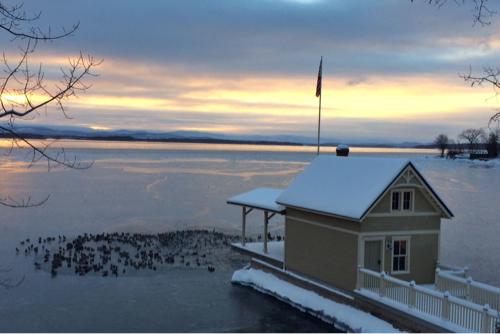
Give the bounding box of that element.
[360,162,453,221]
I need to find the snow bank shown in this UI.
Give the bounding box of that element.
[232,268,400,333]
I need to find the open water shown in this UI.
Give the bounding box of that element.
[0,141,498,332]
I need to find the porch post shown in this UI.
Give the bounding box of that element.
[408,281,416,308]
[356,265,363,290]
[466,276,472,301]
[264,211,268,254]
[242,206,246,246]
[442,292,450,321]
[379,272,386,297]
[481,304,491,333]
[435,268,440,291]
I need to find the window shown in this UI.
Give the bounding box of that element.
[391,191,400,211]
[403,191,411,210]
[392,238,410,274]
[390,190,413,212]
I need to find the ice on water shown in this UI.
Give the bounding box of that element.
[0,143,498,332]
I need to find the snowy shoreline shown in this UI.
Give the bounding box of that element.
[232,267,400,333]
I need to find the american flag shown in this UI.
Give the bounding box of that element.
[315,57,322,98]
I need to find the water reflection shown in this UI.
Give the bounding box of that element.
[0,138,436,154]
[0,140,497,332]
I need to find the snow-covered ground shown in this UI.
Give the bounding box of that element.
[0,142,498,331]
[232,267,400,332]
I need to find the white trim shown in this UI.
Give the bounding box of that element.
[285,215,359,236]
[362,235,386,241]
[419,187,450,218]
[437,230,441,263]
[360,229,439,237]
[391,236,411,275]
[361,164,453,221]
[392,184,424,189]
[406,166,454,219]
[357,233,363,266]
[283,216,287,270]
[282,204,362,223]
[367,212,441,218]
[390,188,415,213]
[361,236,385,272]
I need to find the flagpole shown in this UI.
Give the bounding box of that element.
[317,89,321,156]
[316,56,322,156]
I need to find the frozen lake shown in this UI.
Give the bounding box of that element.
[0,141,498,332]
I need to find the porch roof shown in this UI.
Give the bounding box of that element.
[226,187,285,214]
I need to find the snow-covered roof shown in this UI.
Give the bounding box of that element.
[227,187,285,214]
[276,155,412,220]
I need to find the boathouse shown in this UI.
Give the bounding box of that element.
[228,154,453,292]
[228,155,500,332]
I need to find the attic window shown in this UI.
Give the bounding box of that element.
[391,190,414,212]
[391,192,400,211]
[403,191,411,210]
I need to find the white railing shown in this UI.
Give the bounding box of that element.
[435,262,500,312]
[436,262,468,278]
[356,266,499,333]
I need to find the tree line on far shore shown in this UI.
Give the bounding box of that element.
[434,128,500,159]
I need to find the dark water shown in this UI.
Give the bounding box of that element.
[0,266,340,332]
[1,143,497,332]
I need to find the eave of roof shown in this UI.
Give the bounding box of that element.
[226,187,286,214]
[275,156,453,221]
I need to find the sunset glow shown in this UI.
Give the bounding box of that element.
[3,0,499,143]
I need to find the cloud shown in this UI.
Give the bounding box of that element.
[2,0,500,143]
[347,77,368,86]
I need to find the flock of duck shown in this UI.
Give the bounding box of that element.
[17,229,255,277]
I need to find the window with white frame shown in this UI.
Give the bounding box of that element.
[391,190,414,212]
[392,237,410,274]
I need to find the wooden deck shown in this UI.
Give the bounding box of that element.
[231,241,283,268]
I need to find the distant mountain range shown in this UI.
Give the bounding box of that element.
[7,124,429,148]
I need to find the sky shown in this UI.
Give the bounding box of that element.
[2,0,500,143]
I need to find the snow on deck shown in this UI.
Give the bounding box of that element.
[231,241,284,264]
[232,267,401,333]
[226,187,285,213]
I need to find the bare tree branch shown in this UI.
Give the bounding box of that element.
[0,2,101,174]
[0,3,78,41]
[460,66,500,125]
[0,125,94,170]
[0,1,101,290]
[413,0,496,26]
[0,50,102,121]
[414,1,500,124]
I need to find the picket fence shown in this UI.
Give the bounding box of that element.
[435,262,500,313]
[356,264,500,333]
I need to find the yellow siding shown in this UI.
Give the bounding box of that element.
[414,188,437,213]
[370,192,391,214]
[383,234,439,284]
[361,215,441,233]
[285,217,358,291]
[286,207,361,233]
